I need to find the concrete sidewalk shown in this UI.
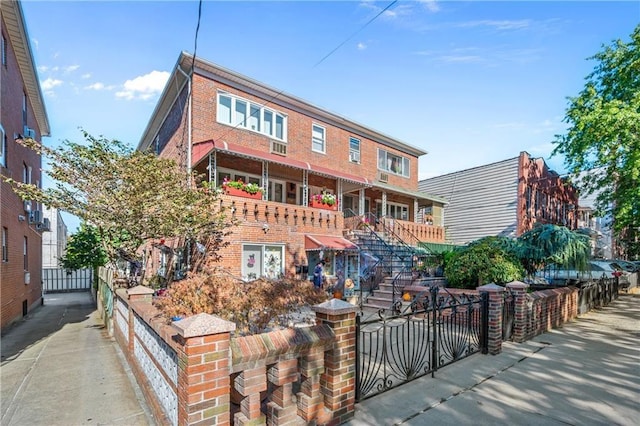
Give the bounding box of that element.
[1,292,153,426]
[348,294,640,425]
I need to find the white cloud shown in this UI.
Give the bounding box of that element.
[38,65,48,73]
[457,20,532,31]
[84,82,115,91]
[439,55,483,63]
[115,70,169,101]
[32,38,39,50]
[81,73,92,79]
[357,42,367,50]
[41,77,63,91]
[418,0,440,13]
[64,65,80,73]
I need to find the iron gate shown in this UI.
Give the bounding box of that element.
[43,268,93,292]
[356,287,487,401]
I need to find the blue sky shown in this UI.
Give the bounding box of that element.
[20,0,639,232]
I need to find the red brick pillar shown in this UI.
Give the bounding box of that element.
[506,281,529,343]
[172,313,236,426]
[312,298,358,424]
[233,366,267,425]
[126,286,155,357]
[477,284,505,355]
[266,358,299,425]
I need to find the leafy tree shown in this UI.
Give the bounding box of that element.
[3,130,232,267]
[444,237,524,289]
[515,224,591,275]
[553,25,640,258]
[61,222,108,270]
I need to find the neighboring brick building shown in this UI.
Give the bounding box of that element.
[139,52,446,282]
[1,0,51,330]
[419,152,578,245]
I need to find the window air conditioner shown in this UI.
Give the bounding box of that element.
[30,210,42,225]
[270,140,287,156]
[378,172,389,183]
[23,126,36,139]
[349,151,360,163]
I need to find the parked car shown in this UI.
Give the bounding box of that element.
[608,259,640,273]
[590,260,632,286]
[536,260,630,285]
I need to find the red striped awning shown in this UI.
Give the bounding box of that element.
[305,234,359,252]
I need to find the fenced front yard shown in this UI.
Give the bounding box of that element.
[96,268,620,425]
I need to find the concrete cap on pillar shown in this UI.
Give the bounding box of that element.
[312,298,358,315]
[172,312,236,338]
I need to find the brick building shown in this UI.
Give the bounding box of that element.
[42,206,66,268]
[419,152,578,245]
[138,52,446,283]
[1,0,50,330]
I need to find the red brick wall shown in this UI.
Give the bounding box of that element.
[524,287,578,340]
[517,152,579,235]
[183,73,420,191]
[0,20,43,331]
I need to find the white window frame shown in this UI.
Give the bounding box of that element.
[217,167,261,188]
[349,137,360,163]
[2,227,7,262]
[377,200,409,220]
[216,91,287,141]
[268,178,287,203]
[377,148,410,178]
[312,124,326,154]
[0,124,5,167]
[242,244,285,281]
[1,33,6,67]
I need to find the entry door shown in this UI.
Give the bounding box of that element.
[269,179,286,203]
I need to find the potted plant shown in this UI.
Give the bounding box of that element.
[222,178,263,200]
[310,190,338,210]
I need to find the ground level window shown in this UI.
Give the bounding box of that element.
[242,244,284,280]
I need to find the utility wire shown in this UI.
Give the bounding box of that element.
[313,0,398,68]
[211,0,399,145]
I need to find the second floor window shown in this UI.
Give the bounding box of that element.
[217,92,287,141]
[349,137,360,163]
[378,149,410,178]
[1,33,6,67]
[2,227,7,262]
[23,92,28,127]
[312,124,325,153]
[23,236,28,270]
[0,124,6,167]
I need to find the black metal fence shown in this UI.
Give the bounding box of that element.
[576,277,618,314]
[355,287,487,402]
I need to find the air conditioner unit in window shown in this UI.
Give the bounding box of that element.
[37,218,51,232]
[349,151,360,163]
[23,126,36,139]
[30,210,42,225]
[270,140,287,156]
[23,200,32,213]
[378,172,389,183]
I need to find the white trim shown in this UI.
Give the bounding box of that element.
[216,91,288,141]
[311,123,326,154]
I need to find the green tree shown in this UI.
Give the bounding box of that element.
[61,222,108,270]
[3,130,232,268]
[553,25,640,258]
[444,237,524,289]
[515,224,591,275]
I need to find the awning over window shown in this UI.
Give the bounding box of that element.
[305,234,359,252]
[192,139,371,186]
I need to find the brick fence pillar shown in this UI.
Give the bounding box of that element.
[506,281,529,343]
[312,298,358,425]
[126,286,155,357]
[477,283,505,355]
[172,313,236,426]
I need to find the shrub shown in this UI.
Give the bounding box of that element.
[154,273,329,335]
[445,237,524,289]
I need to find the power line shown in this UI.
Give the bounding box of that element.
[313,0,398,68]
[210,0,399,146]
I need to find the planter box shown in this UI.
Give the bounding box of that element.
[224,186,263,200]
[310,199,338,211]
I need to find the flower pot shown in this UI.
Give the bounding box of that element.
[310,199,338,211]
[224,186,263,200]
